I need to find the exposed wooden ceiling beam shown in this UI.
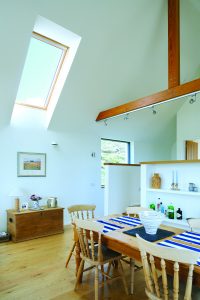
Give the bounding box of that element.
[168,0,180,88]
[96,78,200,121]
[96,0,198,122]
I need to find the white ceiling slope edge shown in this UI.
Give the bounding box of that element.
[0,0,200,141]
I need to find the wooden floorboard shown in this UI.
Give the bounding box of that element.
[0,228,147,300]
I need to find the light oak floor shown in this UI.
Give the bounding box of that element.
[0,227,147,300]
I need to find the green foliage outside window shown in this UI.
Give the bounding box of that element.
[101,139,130,186]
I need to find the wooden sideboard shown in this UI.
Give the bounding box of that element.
[7,207,64,242]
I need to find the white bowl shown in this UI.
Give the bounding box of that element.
[139,211,164,235]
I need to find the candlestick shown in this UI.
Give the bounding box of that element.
[175,171,178,185]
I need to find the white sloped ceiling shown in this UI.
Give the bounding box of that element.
[0,0,199,142]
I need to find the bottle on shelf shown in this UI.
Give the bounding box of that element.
[156,198,164,213]
[176,208,182,220]
[149,203,155,210]
[160,202,165,214]
[168,203,174,219]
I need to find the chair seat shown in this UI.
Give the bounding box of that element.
[99,245,122,262]
[81,244,122,264]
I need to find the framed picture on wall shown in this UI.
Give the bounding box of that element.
[17,152,46,177]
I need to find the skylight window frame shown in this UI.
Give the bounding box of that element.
[16,31,68,110]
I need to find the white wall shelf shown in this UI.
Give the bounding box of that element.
[141,160,200,219]
[147,188,200,196]
[162,218,189,230]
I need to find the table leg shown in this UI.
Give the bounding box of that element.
[75,240,81,275]
[74,230,81,276]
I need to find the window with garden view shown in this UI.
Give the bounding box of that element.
[101,139,130,186]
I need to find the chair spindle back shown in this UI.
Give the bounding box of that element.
[136,234,200,300]
[187,218,200,232]
[126,206,152,217]
[75,219,104,262]
[68,204,96,223]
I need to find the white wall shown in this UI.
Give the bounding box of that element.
[134,140,173,163]
[177,94,200,159]
[0,126,103,231]
[0,0,182,232]
[0,124,175,231]
[104,165,140,215]
[134,115,177,163]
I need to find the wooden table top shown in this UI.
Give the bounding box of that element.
[92,214,200,286]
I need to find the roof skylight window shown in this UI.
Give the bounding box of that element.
[15,32,68,109]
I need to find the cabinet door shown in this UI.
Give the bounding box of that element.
[186,140,198,160]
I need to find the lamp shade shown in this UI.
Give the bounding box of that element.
[8,187,25,197]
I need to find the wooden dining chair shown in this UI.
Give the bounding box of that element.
[122,205,152,294]
[136,234,200,300]
[65,204,96,268]
[187,218,200,232]
[126,206,152,217]
[74,218,128,300]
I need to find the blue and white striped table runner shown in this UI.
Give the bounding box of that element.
[158,231,200,266]
[97,220,124,233]
[97,216,142,233]
[109,216,142,226]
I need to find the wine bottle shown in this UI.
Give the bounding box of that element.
[176,208,182,220]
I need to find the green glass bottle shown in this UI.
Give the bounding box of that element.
[168,203,174,219]
[149,203,155,210]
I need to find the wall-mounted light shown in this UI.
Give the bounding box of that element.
[151,106,157,115]
[124,113,129,120]
[104,119,108,126]
[189,93,197,104]
[51,141,58,146]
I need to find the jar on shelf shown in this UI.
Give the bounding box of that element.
[151,173,161,189]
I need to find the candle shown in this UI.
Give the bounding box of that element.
[175,171,178,185]
[172,170,174,183]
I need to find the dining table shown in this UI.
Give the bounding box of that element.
[73,214,200,287]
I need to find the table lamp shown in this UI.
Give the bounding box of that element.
[8,187,25,212]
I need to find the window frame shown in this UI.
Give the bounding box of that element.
[101,138,131,187]
[16,31,68,110]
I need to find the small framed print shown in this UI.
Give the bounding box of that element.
[17,152,46,177]
[21,202,29,210]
